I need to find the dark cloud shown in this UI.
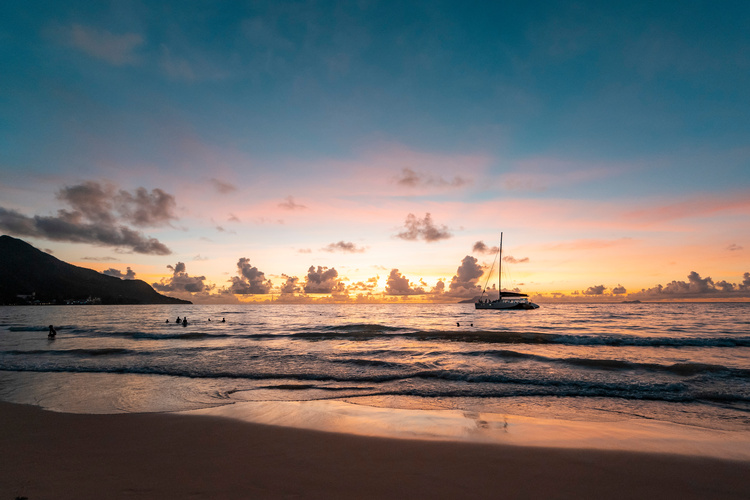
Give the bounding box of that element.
[715,280,735,292]
[304,265,341,293]
[630,271,750,299]
[472,241,499,254]
[0,181,175,255]
[114,187,177,227]
[395,168,469,189]
[583,285,606,295]
[447,256,484,297]
[229,258,273,294]
[349,277,379,293]
[0,207,171,255]
[102,267,136,280]
[57,181,177,228]
[503,255,529,264]
[396,213,452,242]
[152,262,208,293]
[431,280,446,294]
[612,284,627,295]
[385,269,425,295]
[322,241,366,253]
[280,274,301,295]
[279,196,306,210]
[726,243,743,251]
[82,256,119,261]
[210,178,237,194]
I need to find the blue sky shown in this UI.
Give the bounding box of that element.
[1,1,749,302]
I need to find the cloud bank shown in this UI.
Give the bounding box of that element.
[0,181,175,255]
[152,262,209,292]
[102,267,136,280]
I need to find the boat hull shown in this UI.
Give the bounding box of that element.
[475,301,539,310]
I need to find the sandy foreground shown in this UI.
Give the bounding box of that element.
[2,401,749,500]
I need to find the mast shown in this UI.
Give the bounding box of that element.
[498,232,503,298]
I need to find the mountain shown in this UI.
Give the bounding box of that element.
[0,235,190,305]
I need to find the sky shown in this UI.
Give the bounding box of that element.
[1,0,749,303]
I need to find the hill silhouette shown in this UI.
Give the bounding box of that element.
[0,235,190,305]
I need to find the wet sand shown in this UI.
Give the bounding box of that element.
[2,401,749,500]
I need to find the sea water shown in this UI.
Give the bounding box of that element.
[1,303,749,436]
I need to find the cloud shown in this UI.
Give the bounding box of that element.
[447,256,484,297]
[473,241,499,254]
[228,214,241,222]
[304,266,342,294]
[102,267,136,280]
[394,168,469,189]
[0,207,171,255]
[349,277,379,293]
[583,285,606,295]
[727,243,743,251]
[322,241,366,253]
[629,271,750,299]
[57,181,178,228]
[152,262,209,293]
[210,178,237,194]
[280,274,301,295]
[63,24,143,66]
[0,181,175,254]
[503,255,529,264]
[229,258,273,294]
[110,187,177,227]
[385,269,425,295]
[82,256,119,261]
[396,213,452,242]
[279,196,307,210]
[612,284,627,295]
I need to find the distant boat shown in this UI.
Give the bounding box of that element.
[475,233,539,310]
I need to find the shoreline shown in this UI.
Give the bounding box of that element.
[184,399,750,461]
[3,401,750,499]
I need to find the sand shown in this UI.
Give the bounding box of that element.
[2,401,749,500]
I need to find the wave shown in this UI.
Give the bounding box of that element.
[2,364,747,404]
[468,349,750,378]
[287,328,750,347]
[21,321,750,347]
[2,348,134,356]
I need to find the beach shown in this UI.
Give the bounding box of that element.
[2,401,749,500]
[2,303,750,498]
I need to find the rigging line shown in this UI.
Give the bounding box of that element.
[481,246,500,295]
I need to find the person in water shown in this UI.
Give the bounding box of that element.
[48,325,56,337]
[176,316,181,323]
[221,318,226,323]
[166,319,169,323]
[182,317,188,326]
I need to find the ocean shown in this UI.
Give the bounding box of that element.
[1,302,749,434]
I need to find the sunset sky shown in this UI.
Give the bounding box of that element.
[1,1,749,303]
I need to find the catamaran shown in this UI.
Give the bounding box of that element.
[475,233,539,310]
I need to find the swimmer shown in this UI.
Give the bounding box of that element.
[166,319,169,323]
[457,322,460,327]
[221,318,226,323]
[182,317,188,326]
[48,325,57,337]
